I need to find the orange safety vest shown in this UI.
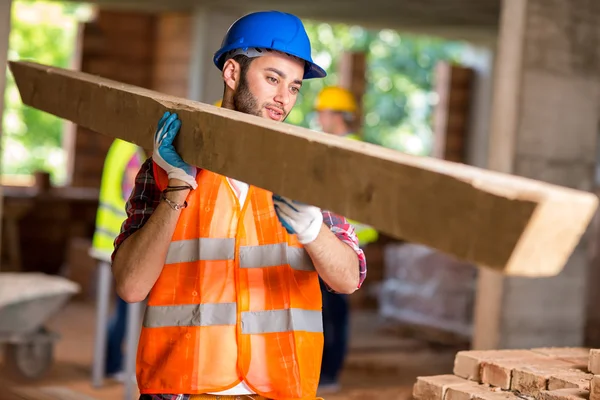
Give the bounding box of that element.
[136,163,324,399]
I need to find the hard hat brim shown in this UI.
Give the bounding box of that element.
[213,47,326,80]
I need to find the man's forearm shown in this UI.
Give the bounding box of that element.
[304,224,360,294]
[112,185,189,303]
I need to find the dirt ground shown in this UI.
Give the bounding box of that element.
[0,301,462,400]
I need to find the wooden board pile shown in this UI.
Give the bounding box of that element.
[414,348,600,400]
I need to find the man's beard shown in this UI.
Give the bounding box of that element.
[233,72,287,121]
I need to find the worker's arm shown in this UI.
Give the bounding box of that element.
[273,196,363,294]
[304,224,360,293]
[112,182,190,303]
[112,112,198,303]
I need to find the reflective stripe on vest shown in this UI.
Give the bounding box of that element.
[240,243,314,271]
[165,240,315,271]
[143,303,323,334]
[165,238,235,264]
[99,201,128,219]
[144,303,237,327]
[94,226,122,241]
[242,308,323,334]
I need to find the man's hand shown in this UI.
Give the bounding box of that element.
[273,195,323,244]
[153,111,198,189]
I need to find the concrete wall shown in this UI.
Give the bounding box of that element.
[474,0,600,349]
[461,43,496,170]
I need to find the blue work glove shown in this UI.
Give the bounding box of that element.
[153,111,198,189]
[273,195,323,244]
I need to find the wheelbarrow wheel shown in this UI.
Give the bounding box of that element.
[4,338,54,380]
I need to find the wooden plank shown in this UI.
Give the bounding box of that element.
[7,60,599,277]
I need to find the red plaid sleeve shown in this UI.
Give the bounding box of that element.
[322,210,367,292]
[111,157,161,262]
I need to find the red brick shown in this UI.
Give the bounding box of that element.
[537,388,589,400]
[549,371,593,391]
[563,357,591,371]
[531,348,590,370]
[154,37,191,62]
[155,12,192,41]
[152,61,190,84]
[453,350,541,382]
[510,358,576,393]
[480,357,573,393]
[413,375,469,400]
[531,348,590,359]
[480,360,519,389]
[96,10,155,37]
[590,375,600,400]
[151,79,189,98]
[512,365,568,395]
[471,391,521,400]
[589,350,600,374]
[445,383,497,400]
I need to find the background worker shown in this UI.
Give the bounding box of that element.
[314,86,379,394]
[111,11,367,400]
[90,138,145,381]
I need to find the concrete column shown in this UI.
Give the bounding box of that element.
[473,0,600,349]
[188,7,242,103]
[460,43,495,170]
[0,0,13,265]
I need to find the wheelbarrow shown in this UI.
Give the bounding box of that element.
[0,272,80,380]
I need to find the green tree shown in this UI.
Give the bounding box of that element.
[2,1,88,184]
[291,22,466,155]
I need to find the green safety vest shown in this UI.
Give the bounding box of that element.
[343,133,379,247]
[92,139,145,259]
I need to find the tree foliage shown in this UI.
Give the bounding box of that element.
[294,22,467,155]
[2,0,86,184]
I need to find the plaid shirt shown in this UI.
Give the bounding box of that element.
[113,158,367,400]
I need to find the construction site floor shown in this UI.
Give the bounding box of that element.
[0,301,461,399]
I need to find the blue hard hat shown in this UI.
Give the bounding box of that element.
[213,11,327,80]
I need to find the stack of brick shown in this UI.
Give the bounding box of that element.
[413,348,600,400]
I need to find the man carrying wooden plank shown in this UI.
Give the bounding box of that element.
[110,10,367,400]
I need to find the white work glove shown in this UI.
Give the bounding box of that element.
[273,194,323,244]
[153,111,198,189]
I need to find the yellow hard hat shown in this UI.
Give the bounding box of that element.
[314,86,357,113]
[214,99,222,107]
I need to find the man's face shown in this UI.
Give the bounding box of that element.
[317,110,337,134]
[233,52,305,122]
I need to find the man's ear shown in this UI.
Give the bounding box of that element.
[222,59,241,92]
